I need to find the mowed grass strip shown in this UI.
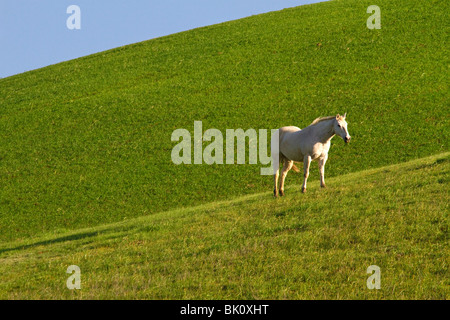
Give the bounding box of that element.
[0,0,448,241]
[0,152,448,299]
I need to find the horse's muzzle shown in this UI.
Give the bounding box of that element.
[344,136,351,143]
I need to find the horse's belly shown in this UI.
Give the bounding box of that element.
[280,139,304,161]
[283,149,304,162]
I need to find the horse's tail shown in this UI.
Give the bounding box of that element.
[291,163,300,173]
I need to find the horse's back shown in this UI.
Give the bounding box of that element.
[279,126,301,133]
[279,126,301,143]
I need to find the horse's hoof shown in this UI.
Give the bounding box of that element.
[301,188,306,193]
[280,190,284,197]
[321,185,327,188]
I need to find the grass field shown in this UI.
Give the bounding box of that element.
[0,0,448,242]
[0,153,448,299]
[0,0,448,299]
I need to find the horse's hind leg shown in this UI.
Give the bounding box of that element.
[273,169,279,197]
[279,160,293,196]
[273,154,283,197]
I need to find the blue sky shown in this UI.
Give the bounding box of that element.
[0,0,323,78]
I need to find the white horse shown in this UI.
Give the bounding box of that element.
[272,114,351,197]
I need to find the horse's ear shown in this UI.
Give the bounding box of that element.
[336,114,340,119]
[343,112,347,119]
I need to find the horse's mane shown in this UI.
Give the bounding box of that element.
[310,116,336,126]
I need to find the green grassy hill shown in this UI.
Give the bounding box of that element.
[0,0,449,300]
[0,152,448,299]
[0,0,448,241]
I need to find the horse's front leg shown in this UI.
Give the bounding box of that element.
[302,155,311,193]
[319,154,328,188]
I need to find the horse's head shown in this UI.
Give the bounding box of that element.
[334,113,351,143]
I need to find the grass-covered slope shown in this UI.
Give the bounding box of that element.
[0,0,448,241]
[0,153,448,299]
